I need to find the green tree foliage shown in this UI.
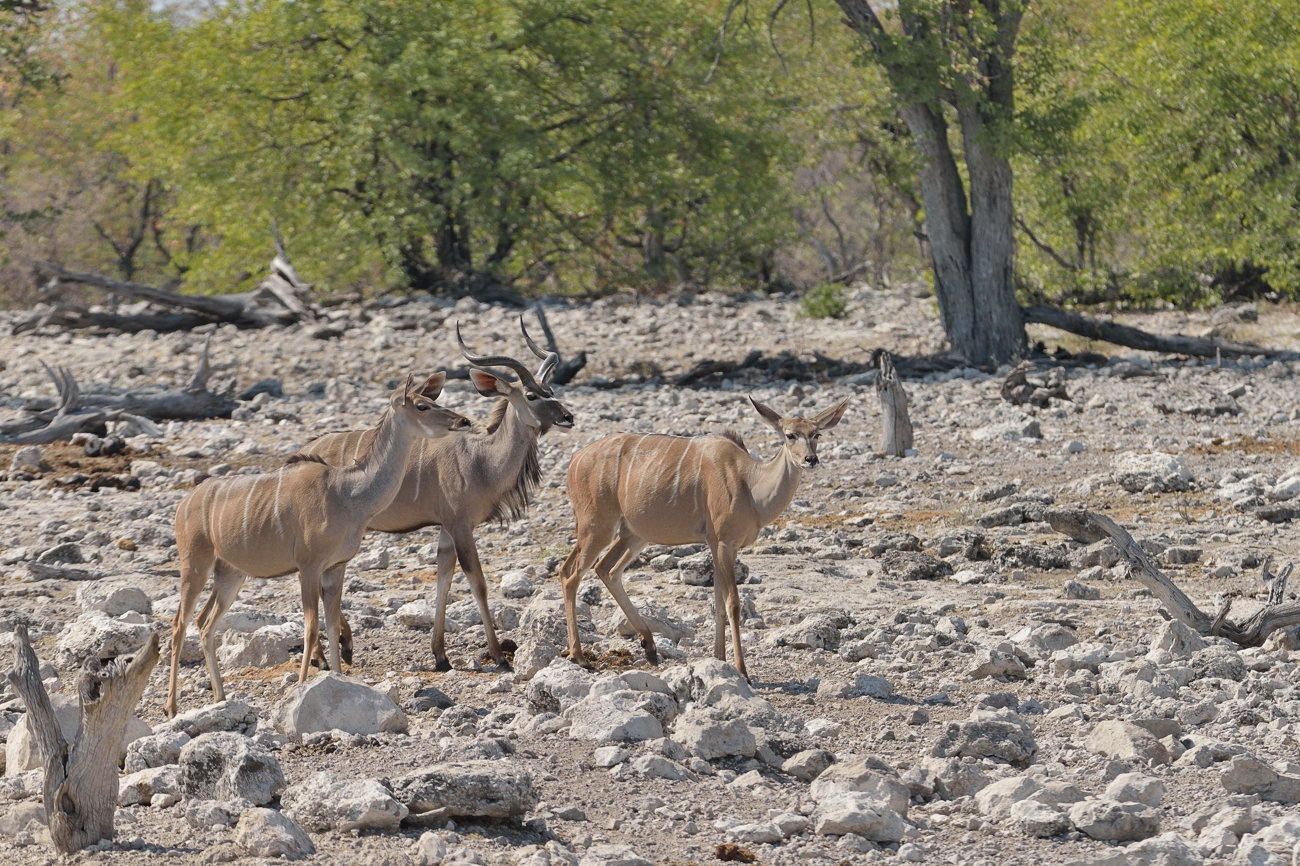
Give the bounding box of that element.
[1015,0,1300,304]
[109,0,795,296]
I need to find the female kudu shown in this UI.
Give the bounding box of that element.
[166,373,471,718]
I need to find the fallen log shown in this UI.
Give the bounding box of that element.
[0,335,236,444]
[7,624,160,854]
[1022,305,1297,360]
[1078,510,1300,647]
[15,244,314,335]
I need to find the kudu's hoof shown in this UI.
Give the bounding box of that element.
[492,660,513,674]
[433,658,453,673]
[642,637,659,665]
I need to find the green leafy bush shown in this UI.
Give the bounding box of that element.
[799,284,847,319]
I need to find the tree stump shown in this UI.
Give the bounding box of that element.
[875,351,913,457]
[6,625,159,854]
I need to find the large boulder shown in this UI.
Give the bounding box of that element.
[390,761,538,825]
[1111,452,1193,493]
[177,732,285,805]
[272,673,408,741]
[566,690,672,743]
[930,709,1037,767]
[281,771,408,832]
[812,793,908,842]
[124,730,192,773]
[525,659,597,713]
[157,700,259,738]
[234,808,314,860]
[1085,720,1170,766]
[54,612,153,671]
[810,756,909,816]
[76,581,153,617]
[218,622,303,668]
[1068,799,1161,842]
[673,710,756,761]
[118,765,181,807]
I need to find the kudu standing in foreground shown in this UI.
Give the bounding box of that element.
[166,374,471,718]
[297,319,574,670]
[560,397,849,681]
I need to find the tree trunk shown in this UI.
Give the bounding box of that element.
[6,625,160,854]
[875,351,913,456]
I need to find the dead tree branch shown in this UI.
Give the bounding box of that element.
[0,337,236,444]
[875,351,913,456]
[530,303,586,385]
[7,624,160,854]
[1082,511,1300,647]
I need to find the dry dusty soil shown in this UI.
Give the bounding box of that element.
[0,288,1298,866]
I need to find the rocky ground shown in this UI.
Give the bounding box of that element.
[0,288,1297,866]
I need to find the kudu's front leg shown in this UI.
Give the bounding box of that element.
[710,539,749,682]
[431,529,457,671]
[452,528,510,671]
[298,568,324,685]
[321,564,347,676]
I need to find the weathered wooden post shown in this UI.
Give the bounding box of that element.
[876,351,913,457]
[6,625,159,854]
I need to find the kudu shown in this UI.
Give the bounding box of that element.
[297,318,574,670]
[559,397,849,681]
[166,373,471,718]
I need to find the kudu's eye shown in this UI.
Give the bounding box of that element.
[416,402,429,412]
[526,393,539,401]
[786,433,796,441]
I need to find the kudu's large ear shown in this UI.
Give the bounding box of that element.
[749,397,785,435]
[419,371,447,401]
[469,368,508,398]
[813,398,850,431]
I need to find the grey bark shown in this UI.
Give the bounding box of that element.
[831,0,1028,367]
[6,624,160,854]
[875,352,913,457]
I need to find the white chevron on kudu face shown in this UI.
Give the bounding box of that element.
[295,317,574,671]
[558,396,850,682]
[165,373,471,719]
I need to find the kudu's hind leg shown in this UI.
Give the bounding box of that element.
[558,515,618,668]
[195,560,247,705]
[453,529,510,671]
[431,528,457,671]
[167,544,215,718]
[592,525,657,664]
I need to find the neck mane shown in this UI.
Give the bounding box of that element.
[476,400,542,523]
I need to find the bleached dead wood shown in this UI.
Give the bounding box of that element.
[0,335,236,444]
[1085,510,1300,647]
[16,246,314,335]
[876,351,913,457]
[6,624,159,854]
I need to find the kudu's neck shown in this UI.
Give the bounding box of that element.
[342,407,416,513]
[476,399,538,479]
[747,444,804,527]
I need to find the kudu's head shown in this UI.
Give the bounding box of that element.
[457,318,575,433]
[389,372,474,438]
[750,396,849,467]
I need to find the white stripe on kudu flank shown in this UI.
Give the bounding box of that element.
[273,470,286,538]
[241,478,256,546]
[625,435,648,501]
[669,441,691,504]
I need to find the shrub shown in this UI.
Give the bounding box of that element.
[799,283,847,319]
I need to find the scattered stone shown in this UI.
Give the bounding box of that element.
[1111,452,1193,493]
[272,672,408,741]
[774,614,842,650]
[809,756,909,815]
[500,571,534,599]
[526,659,597,713]
[391,761,538,825]
[1068,799,1161,842]
[119,765,181,806]
[234,807,315,860]
[76,581,153,616]
[1085,720,1170,766]
[782,749,834,782]
[1063,580,1101,601]
[1011,799,1071,837]
[967,649,1027,680]
[813,793,908,842]
[930,709,1037,767]
[177,732,285,805]
[1106,773,1165,808]
[281,771,408,832]
[578,844,654,866]
[674,711,756,761]
[54,611,153,670]
[879,550,952,581]
[158,700,259,738]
